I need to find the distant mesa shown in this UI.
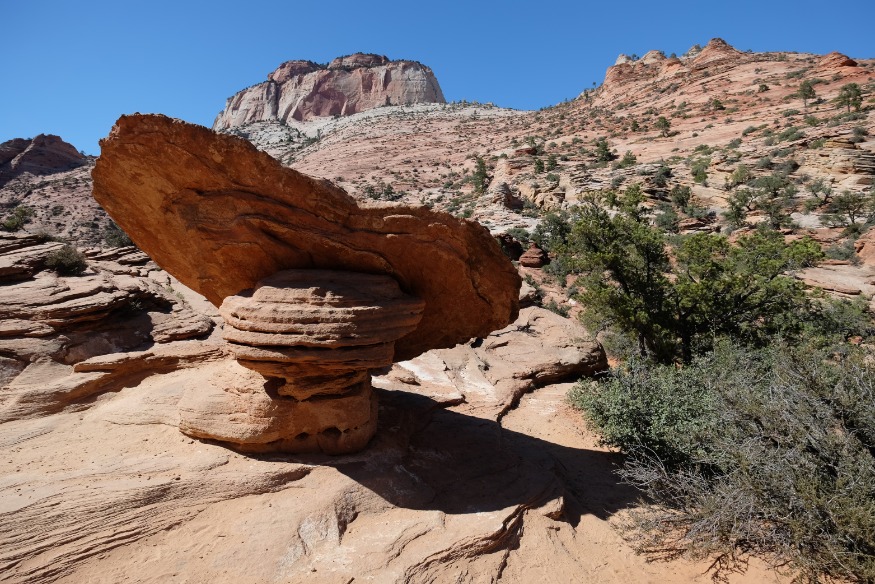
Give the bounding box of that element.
[0,134,86,187]
[214,52,446,129]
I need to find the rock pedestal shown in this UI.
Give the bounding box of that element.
[179,269,424,454]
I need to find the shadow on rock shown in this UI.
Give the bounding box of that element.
[272,388,640,525]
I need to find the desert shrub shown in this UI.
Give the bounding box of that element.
[778,126,805,142]
[726,164,751,188]
[104,221,133,247]
[45,245,87,276]
[1,205,35,231]
[543,299,570,317]
[669,185,692,209]
[651,163,672,189]
[616,150,637,169]
[505,227,531,245]
[689,158,709,184]
[571,340,875,582]
[824,239,861,264]
[654,203,679,233]
[531,210,571,252]
[563,200,821,363]
[851,126,870,144]
[594,137,615,162]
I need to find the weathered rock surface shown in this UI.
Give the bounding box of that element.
[213,53,445,129]
[0,134,85,187]
[856,228,875,265]
[379,307,608,419]
[92,114,520,361]
[815,51,858,71]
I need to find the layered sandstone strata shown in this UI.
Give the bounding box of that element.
[178,270,424,453]
[92,114,519,454]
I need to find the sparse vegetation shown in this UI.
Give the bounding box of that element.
[1,205,35,231]
[45,245,87,276]
[104,221,133,247]
[837,82,863,113]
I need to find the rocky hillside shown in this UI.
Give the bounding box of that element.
[0,136,110,244]
[213,53,445,129]
[0,135,86,188]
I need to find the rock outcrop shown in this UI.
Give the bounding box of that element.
[92,114,520,453]
[519,243,549,268]
[0,233,215,422]
[602,38,752,93]
[815,51,858,71]
[213,53,445,129]
[0,134,86,187]
[380,306,608,418]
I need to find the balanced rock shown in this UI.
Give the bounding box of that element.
[92,114,520,454]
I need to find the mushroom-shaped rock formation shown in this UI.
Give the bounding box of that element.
[92,114,520,454]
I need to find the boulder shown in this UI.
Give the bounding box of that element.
[519,243,549,268]
[93,114,519,361]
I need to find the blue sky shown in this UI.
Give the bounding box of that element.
[3,0,874,154]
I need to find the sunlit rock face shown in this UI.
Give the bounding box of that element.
[213,53,446,129]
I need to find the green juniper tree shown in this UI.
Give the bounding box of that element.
[837,82,863,113]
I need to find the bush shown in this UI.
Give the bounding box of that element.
[594,137,615,162]
[778,126,805,142]
[1,206,35,231]
[824,239,861,264]
[104,221,133,247]
[571,340,875,582]
[616,150,637,168]
[565,201,821,363]
[45,245,87,276]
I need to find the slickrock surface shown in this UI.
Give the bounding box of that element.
[0,298,784,583]
[214,53,445,129]
[92,113,520,361]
